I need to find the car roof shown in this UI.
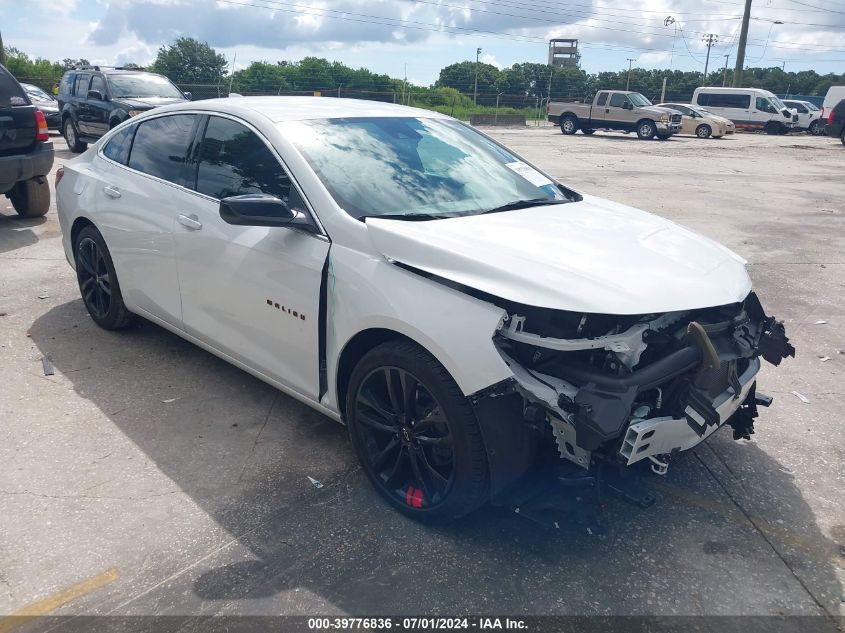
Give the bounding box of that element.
[158,96,452,123]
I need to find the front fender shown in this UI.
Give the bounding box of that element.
[326,244,512,412]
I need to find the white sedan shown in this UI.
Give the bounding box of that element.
[56,97,793,521]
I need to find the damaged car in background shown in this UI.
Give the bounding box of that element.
[56,97,794,523]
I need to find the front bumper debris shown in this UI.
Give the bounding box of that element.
[495,291,794,480]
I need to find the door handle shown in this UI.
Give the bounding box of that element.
[178,214,203,231]
[102,185,121,199]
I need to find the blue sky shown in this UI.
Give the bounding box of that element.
[2,0,844,86]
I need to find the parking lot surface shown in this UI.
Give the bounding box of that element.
[1,128,843,620]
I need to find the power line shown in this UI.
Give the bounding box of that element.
[213,0,845,56]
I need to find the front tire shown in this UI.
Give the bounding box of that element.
[809,120,821,136]
[764,121,782,135]
[74,225,132,329]
[346,340,489,522]
[695,124,712,139]
[63,118,87,153]
[9,177,50,217]
[636,120,656,140]
[560,116,578,135]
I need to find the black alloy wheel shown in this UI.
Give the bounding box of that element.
[77,236,111,320]
[74,225,132,329]
[346,340,489,522]
[353,366,455,509]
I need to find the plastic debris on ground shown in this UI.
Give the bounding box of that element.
[791,391,810,404]
[307,476,324,489]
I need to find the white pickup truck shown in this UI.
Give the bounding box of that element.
[547,90,682,140]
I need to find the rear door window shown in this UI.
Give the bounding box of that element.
[74,74,90,97]
[195,116,292,202]
[595,92,608,106]
[128,114,197,186]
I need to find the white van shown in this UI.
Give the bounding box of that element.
[692,87,798,134]
[820,85,845,126]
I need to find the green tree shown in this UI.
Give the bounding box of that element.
[150,37,227,84]
[436,61,500,103]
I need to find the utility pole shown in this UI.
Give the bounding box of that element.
[732,0,752,87]
[701,34,718,85]
[722,54,730,86]
[474,47,481,105]
[626,58,635,91]
[0,31,5,66]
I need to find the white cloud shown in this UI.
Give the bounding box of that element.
[480,53,502,68]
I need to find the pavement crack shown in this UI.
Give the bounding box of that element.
[693,452,834,619]
[0,488,181,502]
[237,395,276,484]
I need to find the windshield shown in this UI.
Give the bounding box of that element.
[280,117,568,220]
[22,84,53,102]
[629,93,652,107]
[107,74,184,99]
[770,96,787,110]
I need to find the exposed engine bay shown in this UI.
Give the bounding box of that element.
[494,291,795,476]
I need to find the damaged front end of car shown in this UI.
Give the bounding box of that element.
[490,291,794,488]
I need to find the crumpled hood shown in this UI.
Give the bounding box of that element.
[114,97,187,110]
[366,194,751,315]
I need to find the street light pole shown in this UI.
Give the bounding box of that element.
[626,58,635,91]
[732,0,753,87]
[474,47,481,105]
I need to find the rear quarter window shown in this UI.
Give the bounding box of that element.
[697,93,750,109]
[59,73,75,95]
[102,124,136,165]
[0,65,29,107]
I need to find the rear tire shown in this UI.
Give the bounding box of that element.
[74,225,132,330]
[695,124,712,139]
[636,120,656,140]
[841,130,845,146]
[560,116,578,135]
[9,177,50,218]
[346,340,489,522]
[808,120,821,136]
[581,128,595,135]
[63,118,87,153]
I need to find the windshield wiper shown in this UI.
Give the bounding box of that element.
[360,212,448,222]
[479,198,568,215]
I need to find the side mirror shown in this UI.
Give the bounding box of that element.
[623,101,633,110]
[219,194,317,232]
[87,90,104,101]
[183,91,193,101]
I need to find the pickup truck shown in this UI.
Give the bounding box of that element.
[548,90,682,140]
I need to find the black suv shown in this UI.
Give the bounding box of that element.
[0,64,54,218]
[58,66,190,153]
[825,99,845,145]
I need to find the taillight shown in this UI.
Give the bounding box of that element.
[829,109,835,124]
[35,111,49,141]
[55,166,65,187]
[819,106,825,120]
